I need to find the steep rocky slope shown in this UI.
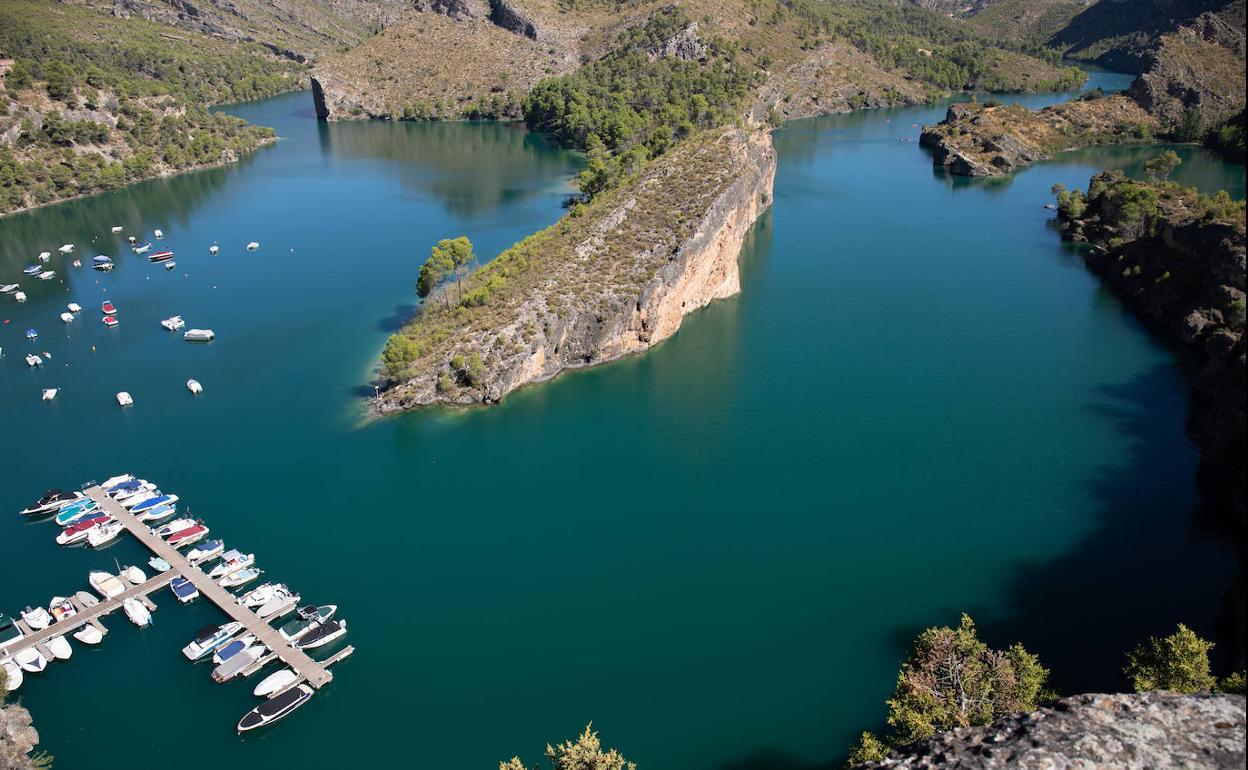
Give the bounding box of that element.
[1049,0,1238,72]
[375,125,774,410]
[857,692,1246,769]
[0,703,41,770]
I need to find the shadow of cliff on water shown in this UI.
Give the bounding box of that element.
[976,360,1238,694]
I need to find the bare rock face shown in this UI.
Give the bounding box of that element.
[1127,10,1247,129]
[659,22,708,62]
[1,704,41,770]
[859,692,1247,770]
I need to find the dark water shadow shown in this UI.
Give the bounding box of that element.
[976,362,1237,694]
[718,747,836,770]
[376,302,419,333]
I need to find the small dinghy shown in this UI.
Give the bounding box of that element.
[58,244,74,254]
[246,241,259,251]
[184,328,214,342]
[73,625,104,645]
[160,315,185,331]
[48,597,77,624]
[38,251,51,262]
[122,566,146,584]
[25,328,37,339]
[37,271,55,280]
[88,570,125,599]
[187,379,203,395]
[111,226,123,233]
[60,312,74,323]
[67,302,82,313]
[1,283,19,293]
[132,242,151,254]
[171,577,199,604]
[165,261,176,270]
[26,353,42,367]
[103,315,119,327]
[148,557,172,572]
[14,291,27,302]
[116,391,133,406]
[254,668,297,698]
[42,388,59,401]
[87,520,124,547]
[236,684,313,733]
[45,635,72,660]
[154,229,164,239]
[123,597,152,628]
[21,606,52,630]
[74,590,100,608]
[209,244,219,255]
[14,648,47,673]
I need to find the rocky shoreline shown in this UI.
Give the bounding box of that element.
[0,703,41,770]
[373,126,775,412]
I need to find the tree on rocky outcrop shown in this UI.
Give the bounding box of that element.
[417,237,475,308]
[1124,623,1216,693]
[845,731,890,766]
[885,614,1049,744]
[1144,150,1181,181]
[500,724,635,770]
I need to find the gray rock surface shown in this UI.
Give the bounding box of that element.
[859,692,1246,770]
[1,704,41,770]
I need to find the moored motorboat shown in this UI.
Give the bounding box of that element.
[104,316,119,328]
[148,250,174,263]
[45,635,72,660]
[48,597,77,624]
[256,588,299,620]
[209,243,219,255]
[60,312,73,323]
[212,634,256,665]
[253,668,297,698]
[103,474,136,492]
[148,557,171,572]
[160,315,185,331]
[219,567,260,588]
[213,645,263,683]
[295,619,346,650]
[57,514,111,545]
[246,241,259,251]
[187,539,224,564]
[131,494,178,514]
[184,329,215,342]
[236,684,313,732]
[123,597,152,628]
[132,242,151,254]
[238,582,277,608]
[101,301,117,315]
[72,624,103,645]
[20,489,84,515]
[87,520,124,547]
[25,353,42,367]
[168,524,209,549]
[41,389,59,401]
[1,658,23,691]
[154,518,196,538]
[0,615,25,647]
[170,577,199,604]
[122,565,146,584]
[278,605,336,642]
[74,591,99,608]
[14,648,47,673]
[182,621,242,661]
[111,479,154,501]
[67,302,83,313]
[54,499,100,526]
[88,570,125,599]
[116,391,133,406]
[187,379,203,395]
[121,490,161,509]
[208,550,254,579]
[20,606,51,631]
[136,503,177,523]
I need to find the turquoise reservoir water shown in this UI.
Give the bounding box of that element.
[1,73,1242,769]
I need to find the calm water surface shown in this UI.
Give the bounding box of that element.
[1,72,1242,769]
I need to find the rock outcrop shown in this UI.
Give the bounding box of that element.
[1,704,41,770]
[859,692,1246,769]
[374,127,775,411]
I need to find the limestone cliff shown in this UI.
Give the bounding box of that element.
[374,127,775,411]
[0,703,41,770]
[857,692,1246,769]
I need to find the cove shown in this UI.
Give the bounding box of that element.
[0,76,1242,770]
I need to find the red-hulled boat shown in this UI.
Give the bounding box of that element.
[101,301,117,314]
[167,524,209,548]
[148,251,175,263]
[56,514,114,545]
[103,315,118,327]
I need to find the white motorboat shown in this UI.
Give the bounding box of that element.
[187,379,203,395]
[45,635,72,660]
[128,236,136,244]
[246,241,259,251]
[74,590,99,608]
[87,520,124,547]
[1,658,23,691]
[123,597,152,628]
[48,596,77,624]
[116,392,134,407]
[122,565,146,584]
[67,302,82,313]
[26,354,42,367]
[0,283,19,293]
[212,646,264,683]
[236,684,313,732]
[253,668,297,697]
[112,481,156,502]
[170,577,199,604]
[137,504,178,523]
[58,244,74,254]
[60,312,74,323]
[238,582,277,608]
[256,588,299,620]
[14,648,47,673]
[20,606,51,630]
[184,329,214,342]
[19,489,84,515]
[295,619,347,650]
[209,244,219,255]
[111,226,123,233]
[37,251,51,262]
[219,567,261,589]
[148,557,172,572]
[42,389,58,401]
[154,229,164,238]
[182,621,243,661]
[212,634,256,666]
[88,570,126,599]
[160,315,185,331]
[72,625,104,645]
[187,539,224,564]
[278,605,337,642]
[37,271,55,280]
[14,291,27,302]
[208,550,254,579]
[101,473,133,489]
[154,518,197,538]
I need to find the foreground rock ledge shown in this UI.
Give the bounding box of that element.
[858,692,1247,769]
[375,126,776,412]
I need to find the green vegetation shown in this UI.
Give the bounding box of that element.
[1124,624,1217,693]
[523,8,755,197]
[1143,150,1182,181]
[1206,109,1246,164]
[844,614,1050,764]
[0,0,301,213]
[1061,169,1247,243]
[501,724,636,770]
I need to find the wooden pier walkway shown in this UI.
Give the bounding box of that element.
[84,487,333,689]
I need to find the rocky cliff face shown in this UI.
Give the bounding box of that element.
[374,127,775,411]
[858,692,1246,769]
[1127,8,1246,128]
[1,704,41,770]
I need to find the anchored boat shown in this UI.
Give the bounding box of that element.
[236,684,313,732]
